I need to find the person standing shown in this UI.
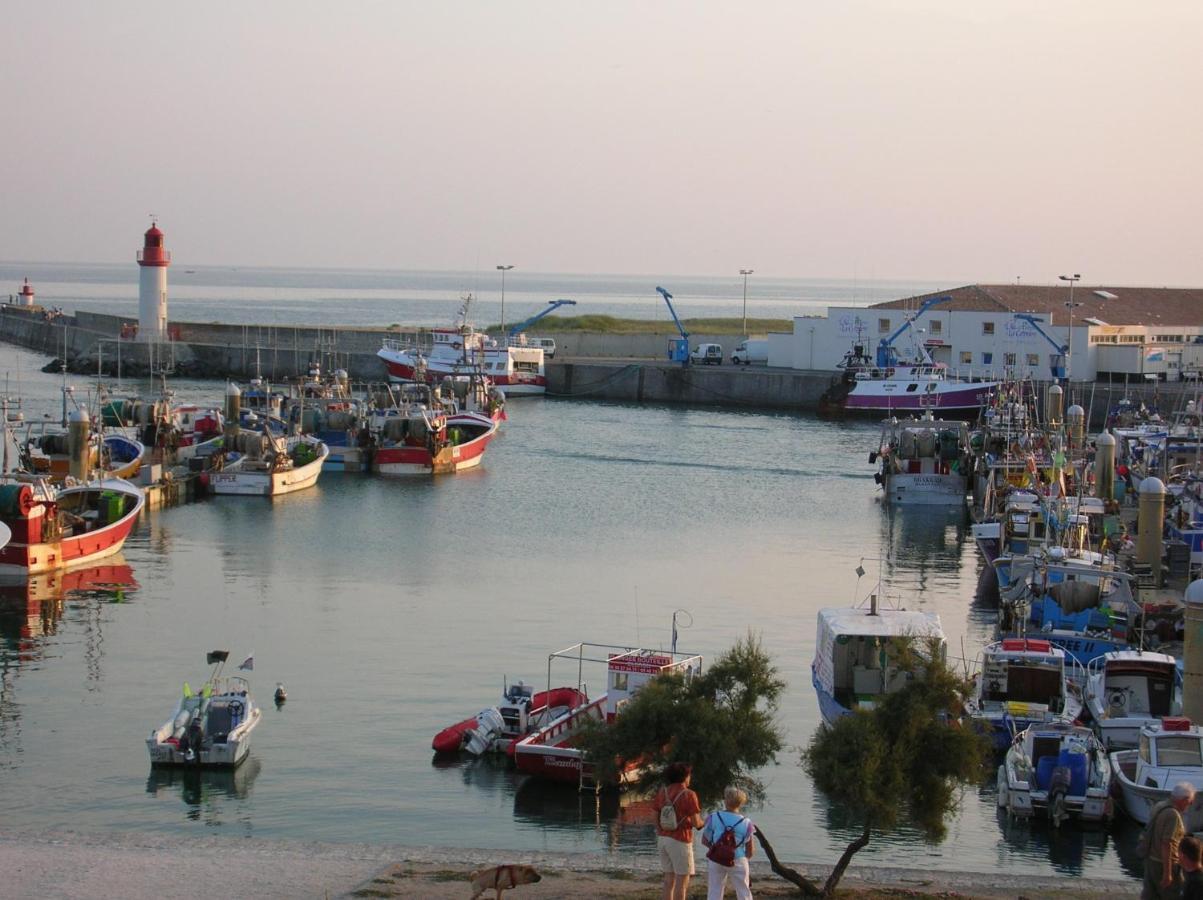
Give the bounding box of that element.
[1142,781,1196,900]
[701,786,755,900]
[654,762,704,900]
[1180,835,1203,900]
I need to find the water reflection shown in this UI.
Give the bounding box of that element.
[146,756,262,826]
[992,805,1113,876]
[513,777,656,851]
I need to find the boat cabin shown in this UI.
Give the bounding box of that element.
[1137,719,1203,777]
[979,639,1072,715]
[1091,652,1179,720]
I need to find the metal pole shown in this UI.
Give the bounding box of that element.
[740,269,753,338]
[497,265,514,336]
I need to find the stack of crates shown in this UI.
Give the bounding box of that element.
[1166,540,1192,580]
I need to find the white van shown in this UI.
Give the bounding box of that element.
[690,343,723,365]
[526,337,555,359]
[731,339,768,366]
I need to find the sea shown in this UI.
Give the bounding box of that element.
[0,264,1143,883]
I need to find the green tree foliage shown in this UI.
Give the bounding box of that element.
[577,633,785,803]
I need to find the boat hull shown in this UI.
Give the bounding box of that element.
[374,417,498,476]
[0,480,145,576]
[883,473,966,506]
[208,440,327,496]
[845,382,997,415]
[147,708,261,768]
[377,349,546,396]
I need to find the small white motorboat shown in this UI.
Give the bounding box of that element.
[207,432,327,497]
[997,720,1113,826]
[1085,650,1182,750]
[966,638,1084,752]
[1110,718,1203,827]
[147,651,261,768]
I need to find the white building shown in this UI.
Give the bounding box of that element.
[772,284,1203,382]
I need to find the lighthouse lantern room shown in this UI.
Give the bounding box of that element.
[136,222,171,343]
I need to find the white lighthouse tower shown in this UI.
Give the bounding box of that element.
[17,278,35,307]
[136,222,170,343]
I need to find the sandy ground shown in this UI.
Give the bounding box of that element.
[0,828,1140,899]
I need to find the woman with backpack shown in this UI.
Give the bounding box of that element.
[701,786,755,900]
[654,762,704,900]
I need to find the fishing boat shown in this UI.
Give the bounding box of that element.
[281,367,372,473]
[376,295,547,396]
[207,432,327,497]
[818,297,998,417]
[512,643,703,786]
[22,424,146,482]
[812,592,945,726]
[967,638,1084,751]
[1110,718,1203,826]
[997,720,1113,825]
[370,383,499,477]
[431,681,589,756]
[0,478,145,576]
[871,412,970,505]
[1084,651,1182,750]
[146,650,261,768]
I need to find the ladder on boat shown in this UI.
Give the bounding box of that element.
[578,760,600,794]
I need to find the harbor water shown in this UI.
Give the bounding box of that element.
[0,265,1144,882]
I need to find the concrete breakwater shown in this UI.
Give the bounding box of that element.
[1,304,1189,420]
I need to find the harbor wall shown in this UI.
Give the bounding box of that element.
[1,305,1193,418]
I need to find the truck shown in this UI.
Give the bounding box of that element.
[731,339,768,366]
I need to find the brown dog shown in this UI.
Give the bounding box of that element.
[468,863,542,899]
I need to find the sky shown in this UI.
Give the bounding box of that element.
[3,2,1201,285]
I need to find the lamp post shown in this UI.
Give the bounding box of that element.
[739,269,754,338]
[496,265,514,337]
[1059,273,1081,385]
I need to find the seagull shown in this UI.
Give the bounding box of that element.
[274,682,287,706]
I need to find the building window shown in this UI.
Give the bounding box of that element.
[960,351,972,365]
[878,318,891,334]
[1026,353,1040,366]
[929,320,942,335]
[982,352,993,365]
[1004,353,1016,366]
[982,322,995,335]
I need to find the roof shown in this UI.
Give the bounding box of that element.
[816,607,944,639]
[870,284,1203,327]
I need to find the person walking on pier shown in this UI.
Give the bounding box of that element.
[1141,781,1195,899]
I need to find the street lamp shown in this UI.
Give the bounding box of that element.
[1063,274,1082,387]
[496,265,514,337]
[739,269,754,338]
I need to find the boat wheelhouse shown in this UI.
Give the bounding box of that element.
[1110,718,1203,827]
[1085,651,1182,750]
[967,638,1084,751]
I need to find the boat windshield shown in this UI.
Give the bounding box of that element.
[985,663,1063,708]
[1157,736,1203,767]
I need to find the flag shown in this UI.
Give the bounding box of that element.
[206,650,229,664]
[238,653,254,671]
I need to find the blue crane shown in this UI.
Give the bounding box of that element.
[876,295,951,368]
[656,286,690,364]
[506,299,578,337]
[1013,314,1068,379]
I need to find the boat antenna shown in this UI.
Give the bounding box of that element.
[671,608,693,655]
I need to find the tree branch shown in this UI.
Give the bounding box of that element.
[753,826,822,897]
[822,820,871,898]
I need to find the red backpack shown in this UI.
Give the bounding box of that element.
[705,813,746,868]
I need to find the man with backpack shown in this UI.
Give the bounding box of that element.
[701,786,756,899]
[1141,781,1196,899]
[654,762,704,900]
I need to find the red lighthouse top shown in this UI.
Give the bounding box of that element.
[19,278,34,299]
[137,222,171,267]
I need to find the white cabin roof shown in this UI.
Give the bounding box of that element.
[816,607,944,640]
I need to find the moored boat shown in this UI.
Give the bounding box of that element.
[871,412,970,505]
[147,651,262,768]
[370,383,499,477]
[1110,718,1203,826]
[997,720,1112,826]
[207,433,327,497]
[0,478,145,576]
[1084,651,1182,750]
[431,681,589,756]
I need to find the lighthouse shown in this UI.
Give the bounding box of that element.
[17,278,35,307]
[136,222,171,342]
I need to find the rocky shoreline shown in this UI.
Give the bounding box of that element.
[0,828,1138,899]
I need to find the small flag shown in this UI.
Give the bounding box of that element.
[206,650,229,665]
[855,565,866,578]
[238,653,254,672]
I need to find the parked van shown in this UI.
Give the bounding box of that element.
[690,343,723,365]
[524,337,556,359]
[731,339,768,366]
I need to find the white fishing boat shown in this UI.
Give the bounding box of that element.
[966,638,1084,752]
[1084,651,1182,750]
[1110,718,1203,827]
[871,412,970,505]
[812,587,945,726]
[997,720,1112,826]
[207,433,327,497]
[147,651,262,768]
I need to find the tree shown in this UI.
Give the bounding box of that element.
[759,637,990,897]
[577,632,786,803]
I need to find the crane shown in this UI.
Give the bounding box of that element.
[876,295,951,368]
[1013,314,1068,379]
[506,299,578,338]
[656,286,690,364]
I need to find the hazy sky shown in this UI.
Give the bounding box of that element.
[4,2,1200,284]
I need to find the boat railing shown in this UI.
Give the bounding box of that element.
[522,696,606,747]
